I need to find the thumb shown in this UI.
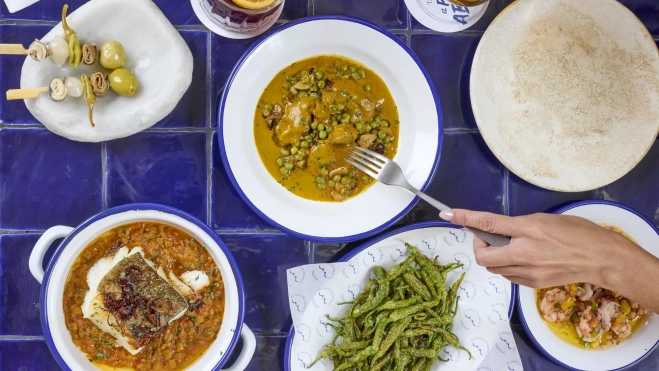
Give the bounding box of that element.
[439,209,519,236]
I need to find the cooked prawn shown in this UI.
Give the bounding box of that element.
[540,288,574,322]
[575,307,603,342]
[631,301,650,316]
[611,319,632,339]
[597,298,619,332]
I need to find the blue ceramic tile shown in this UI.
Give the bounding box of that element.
[281,0,309,20]
[210,35,255,127]
[223,335,287,370]
[411,0,505,32]
[106,132,207,222]
[0,0,202,26]
[0,340,60,370]
[0,234,43,336]
[220,234,309,333]
[211,132,271,230]
[508,173,598,216]
[0,25,51,125]
[394,32,408,44]
[0,129,102,230]
[609,0,659,36]
[601,138,659,226]
[413,132,504,220]
[312,0,408,30]
[411,34,481,129]
[154,30,208,128]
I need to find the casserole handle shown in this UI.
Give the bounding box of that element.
[29,225,74,284]
[224,323,256,370]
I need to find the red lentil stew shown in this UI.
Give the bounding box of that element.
[63,222,225,371]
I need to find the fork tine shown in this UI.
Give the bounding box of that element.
[348,151,383,169]
[351,145,387,163]
[346,158,379,179]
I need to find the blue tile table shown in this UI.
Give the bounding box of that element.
[1,0,658,370]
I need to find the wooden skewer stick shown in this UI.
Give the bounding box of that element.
[0,44,27,55]
[6,87,48,100]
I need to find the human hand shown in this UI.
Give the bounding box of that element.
[438,209,651,291]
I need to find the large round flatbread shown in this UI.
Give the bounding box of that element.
[470,0,659,191]
[20,0,193,142]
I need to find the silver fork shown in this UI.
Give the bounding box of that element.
[347,146,511,247]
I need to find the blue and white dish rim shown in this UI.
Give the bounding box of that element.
[283,220,518,370]
[517,200,659,371]
[29,203,254,371]
[218,15,443,243]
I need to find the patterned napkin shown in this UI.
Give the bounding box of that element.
[287,230,523,371]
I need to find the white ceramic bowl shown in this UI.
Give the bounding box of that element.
[28,204,255,371]
[518,201,659,371]
[219,16,442,242]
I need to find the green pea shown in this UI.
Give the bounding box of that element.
[301,74,310,83]
[286,75,293,81]
[315,71,324,80]
[359,69,366,78]
[333,175,341,182]
[374,116,382,124]
[261,108,271,117]
[364,124,372,132]
[341,176,350,185]
[356,123,364,131]
[310,122,318,130]
[385,143,392,149]
[305,134,314,142]
[364,84,372,92]
[310,91,319,98]
[317,80,326,89]
[283,82,291,90]
[321,169,329,176]
[299,92,309,98]
[289,86,298,95]
[337,103,345,111]
[263,102,273,110]
[316,124,324,131]
[316,176,325,184]
[380,120,389,127]
[326,126,333,133]
[319,131,328,139]
[300,141,309,148]
[297,160,306,168]
[340,187,350,196]
[362,176,369,183]
[317,183,326,190]
[378,130,386,140]
[332,120,338,126]
[349,66,356,73]
[310,85,318,92]
[384,137,391,144]
[351,72,360,80]
[341,65,348,72]
[276,157,284,167]
[295,154,304,161]
[279,167,289,176]
[284,162,294,170]
[291,146,299,155]
[281,148,290,156]
[328,181,335,188]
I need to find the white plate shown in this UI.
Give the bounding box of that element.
[219,16,442,242]
[20,0,193,142]
[518,201,659,371]
[470,0,659,191]
[284,221,517,371]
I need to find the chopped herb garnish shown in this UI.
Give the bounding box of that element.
[204,329,212,337]
[214,282,220,287]
[210,292,215,300]
[195,275,199,281]
[96,352,105,358]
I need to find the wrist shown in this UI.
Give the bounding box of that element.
[596,234,638,292]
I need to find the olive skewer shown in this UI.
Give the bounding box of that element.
[6,68,138,127]
[0,4,126,69]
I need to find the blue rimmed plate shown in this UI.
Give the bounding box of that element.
[284,221,517,370]
[518,201,659,371]
[218,16,442,243]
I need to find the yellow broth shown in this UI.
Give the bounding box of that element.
[254,55,400,202]
[535,225,646,350]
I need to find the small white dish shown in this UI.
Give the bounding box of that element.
[219,16,442,242]
[20,0,193,142]
[470,0,659,191]
[405,0,489,33]
[518,201,659,371]
[190,0,284,40]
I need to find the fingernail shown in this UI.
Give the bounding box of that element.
[439,210,454,221]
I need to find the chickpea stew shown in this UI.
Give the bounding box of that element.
[63,222,225,371]
[254,55,400,202]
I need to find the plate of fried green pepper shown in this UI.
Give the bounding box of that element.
[285,221,517,371]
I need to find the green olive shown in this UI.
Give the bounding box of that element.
[109,68,138,96]
[99,41,126,69]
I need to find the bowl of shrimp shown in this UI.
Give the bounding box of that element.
[518,201,659,371]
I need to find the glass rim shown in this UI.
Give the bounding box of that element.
[209,0,284,14]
